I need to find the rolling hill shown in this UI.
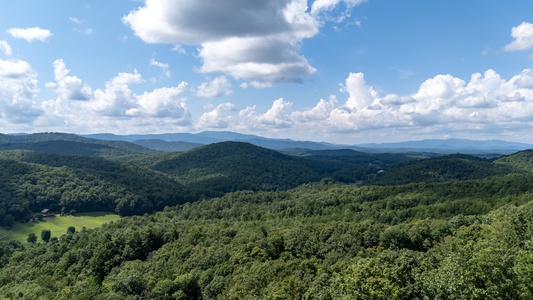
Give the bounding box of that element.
[151,141,325,197]
[372,153,516,185]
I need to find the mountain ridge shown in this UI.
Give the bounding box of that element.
[84,132,533,154]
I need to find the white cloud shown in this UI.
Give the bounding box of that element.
[504,22,533,52]
[126,82,189,118]
[123,0,316,44]
[292,96,337,122]
[0,41,12,56]
[220,68,533,141]
[341,72,378,110]
[7,27,52,42]
[171,45,186,54]
[49,59,92,101]
[39,61,192,132]
[69,17,82,24]
[0,58,42,123]
[240,81,273,89]
[260,98,294,127]
[150,58,171,77]
[88,71,143,116]
[123,0,364,84]
[198,36,316,84]
[311,0,366,15]
[195,76,233,98]
[240,98,294,129]
[197,102,237,128]
[82,28,93,35]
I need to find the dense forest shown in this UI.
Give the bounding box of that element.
[1,133,533,299]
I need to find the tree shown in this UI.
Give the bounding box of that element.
[27,233,37,243]
[67,226,76,234]
[2,214,15,228]
[41,229,51,242]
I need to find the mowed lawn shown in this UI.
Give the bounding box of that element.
[0,212,120,243]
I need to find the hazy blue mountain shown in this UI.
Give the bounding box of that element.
[132,139,203,152]
[357,138,533,154]
[85,133,220,144]
[73,132,533,154]
[85,131,337,151]
[195,131,263,141]
[0,132,156,156]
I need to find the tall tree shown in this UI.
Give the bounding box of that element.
[41,229,51,242]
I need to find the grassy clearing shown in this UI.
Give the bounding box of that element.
[0,212,120,243]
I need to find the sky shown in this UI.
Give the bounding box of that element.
[1,0,533,144]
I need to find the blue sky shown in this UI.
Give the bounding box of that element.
[1,0,533,143]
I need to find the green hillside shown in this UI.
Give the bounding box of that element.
[0,150,187,226]
[495,149,533,172]
[1,136,533,299]
[1,173,533,299]
[150,141,412,197]
[151,141,323,197]
[372,154,515,185]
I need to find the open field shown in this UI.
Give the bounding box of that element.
[0,212,120,243]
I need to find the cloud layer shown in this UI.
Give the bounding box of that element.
[1,15,533,142]
[2,54,533,142]
[193,68,533,142]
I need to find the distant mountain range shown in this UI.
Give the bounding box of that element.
[84,131,533,154]
[358,138,533,154]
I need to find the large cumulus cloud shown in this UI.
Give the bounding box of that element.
[0,58,43,124]
[123,0,362,85]
[196,68,533,142]
[38,60,192,133]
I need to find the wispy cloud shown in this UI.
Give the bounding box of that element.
[69,17,82,24]
[149,58,170,78]
[7,27,52,42]
[0,41,12,56]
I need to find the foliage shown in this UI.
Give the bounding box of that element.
[40,229,51,242]
[0,173,532,298]
[0,137,533,298]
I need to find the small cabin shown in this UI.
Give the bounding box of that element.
[41,209,55,218]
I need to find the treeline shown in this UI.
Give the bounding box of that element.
[371,154,515,185]
[0,140,413,225]
[0,151,188,226]
[1,176,533,298]
[1,141,531,226]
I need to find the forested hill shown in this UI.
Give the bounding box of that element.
[372,154,516,185]
[1,172,533,298]
[0,139,411,225]
[0,150,188,226]
[1,135,533,298]
[0,132,157,157]
[494,149,533,172]
[0,135,531,226]
[150,141,414,197]
[152,141,328,196]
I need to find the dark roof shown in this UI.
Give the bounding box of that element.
[41,209,50,214]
